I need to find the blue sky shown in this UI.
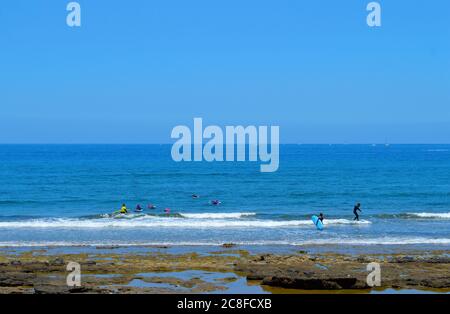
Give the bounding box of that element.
[0,0,449,143]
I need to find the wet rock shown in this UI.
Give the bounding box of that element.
[257,254,274,262]
[425,256,450,264]
[222,243,236,248]
[418,278,450,289]
[0,248,448,293]
[49,258,65,266]
[247,274,265,281]
[356,256,372,263]
[33,285,71,294]
[69,286,91,293]
[0,272,35,287]
[96,246,120,250]
[262,276,366,290]
[389,256,416,263]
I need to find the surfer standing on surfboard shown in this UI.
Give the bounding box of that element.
[353,203,362,221]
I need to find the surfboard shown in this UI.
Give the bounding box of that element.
[311,215,324,230]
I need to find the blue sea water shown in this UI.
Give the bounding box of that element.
[0,144,449,250]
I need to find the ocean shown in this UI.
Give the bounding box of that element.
[0,144,449,250]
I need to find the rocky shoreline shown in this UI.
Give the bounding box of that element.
[0,247,449,294]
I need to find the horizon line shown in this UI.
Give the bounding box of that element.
[0,143,450,145]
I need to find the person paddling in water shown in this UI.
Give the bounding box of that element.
[353,203,362,221]
[120,203,128,214]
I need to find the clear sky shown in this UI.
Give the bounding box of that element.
[0,0,449,143]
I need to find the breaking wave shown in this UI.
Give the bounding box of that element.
[179,212,256,219]
[407,212,450,219]
[376,212,450,219]
[0,215,370,229]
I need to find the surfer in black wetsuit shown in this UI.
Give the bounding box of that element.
[318,213,324,223]
[353,203,361,221]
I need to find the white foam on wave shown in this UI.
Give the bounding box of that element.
[0,237,448,247]
[0,217,371,229]
[407,212,450,219]
[300,237,450,245]
[180,212,256,219]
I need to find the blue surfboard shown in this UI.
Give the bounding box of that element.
[312,215,324,230]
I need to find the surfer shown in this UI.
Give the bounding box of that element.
[135,204,143,212]
[119,203,128,214]
[147,203,156,210]
[318,213,324,223]
[353,203,362,221]
[311,213,324,230]
[164,208,171,215]
[192,194,199,199]
[211,200,221,206]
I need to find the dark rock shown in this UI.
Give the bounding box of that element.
[96,246,120,249]
[356,256,373,263]
[33,285,70,294]
[258,255,273,261]
[49,258,65,266]
[69,286,91,293]
[419,278,450,289]
[0,272,35,287]
[246,274,265,281]
[222,243,236,248]
[262,276,365,290]
[390,256,415,263]
[425,257,450,264]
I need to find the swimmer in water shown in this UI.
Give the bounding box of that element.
[192,194,199,199]
[147,204,156,210]
[164,208,171,215]
[211,200,221,206]
[119,203,128,214]
[135,204,143,212]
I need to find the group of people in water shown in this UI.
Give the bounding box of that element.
[118,194,221,215]
[119,203,157,214]
[315,203,362,224]
[118,198,362,225]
